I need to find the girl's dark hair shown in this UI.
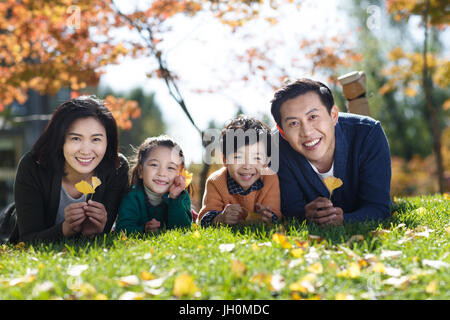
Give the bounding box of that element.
[270,78,334,128]
[31,95,119,174]
[220,114,272,157]
[129,135,194,196]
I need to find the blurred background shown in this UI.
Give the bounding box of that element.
[0,0,448,210]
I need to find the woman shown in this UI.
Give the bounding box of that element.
[14,95,129,242]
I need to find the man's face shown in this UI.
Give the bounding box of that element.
[225,141,268,191]
[280,91,338,172]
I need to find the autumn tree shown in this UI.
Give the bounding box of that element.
[381,0,449,193]
[1,0,364,198]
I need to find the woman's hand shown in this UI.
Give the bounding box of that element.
[80,200,107,237]
[168,175,186,199]
[62,202,87,237]
[145,218,161,233]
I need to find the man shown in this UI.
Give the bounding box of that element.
[271,78,391,226]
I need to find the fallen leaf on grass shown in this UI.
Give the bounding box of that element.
[412,207,427,216]
[335,293,355,300]
[289,273,316,293]
[372,262,386,273]
[118,275,140,287]
[425,280,438,294]
[307,262,323,274]
[270,274,285,292]
[308,234,325,243]
[337,262,360,278]
[173,273,198,298]
[290,248,304,258]
[380,250,402,260]
[219,243,235,252]
[345,235,364,246]
[272,233,292,248]
[119,291,144,300]
[67,264,89,277]
[231,260,247,278]
[140,271,154,281]
[383,276,410,289]
[422,259,449,269]
[250,272,272,286]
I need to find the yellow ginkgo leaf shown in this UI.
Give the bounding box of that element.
[91,176,102,190]
[231,260,247,278]
[173,273,198,297]
[323,176,343,199]
[75,180,95,197]
[181,169,193,188]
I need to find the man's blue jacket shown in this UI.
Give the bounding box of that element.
[276,113,392,222]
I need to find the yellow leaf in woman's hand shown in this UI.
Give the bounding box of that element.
[91,176,102,190]
[75,180,95,197]
[323,176,343,199]
[181,169,193,188]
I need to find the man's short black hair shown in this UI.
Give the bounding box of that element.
[270,78,334,128]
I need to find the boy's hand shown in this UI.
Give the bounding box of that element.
[169,175,186,199]
[255,203,273,224]
[145,218,161,233]
[214,204,245,225]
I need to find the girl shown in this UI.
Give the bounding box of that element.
[13,96,129,242]
[115,136,192,234]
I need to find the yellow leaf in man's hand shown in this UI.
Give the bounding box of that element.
[181,169,193,188]
[75,180,95,197]
[323,176,343,199]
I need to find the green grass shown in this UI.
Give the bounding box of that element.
[1,195,449,300]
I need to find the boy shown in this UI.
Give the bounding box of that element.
[198,115,282,226]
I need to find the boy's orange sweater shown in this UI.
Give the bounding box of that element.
[198,166,282,221]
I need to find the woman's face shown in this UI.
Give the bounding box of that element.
[63,117,107,178]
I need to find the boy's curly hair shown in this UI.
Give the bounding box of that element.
[220,114,272,157]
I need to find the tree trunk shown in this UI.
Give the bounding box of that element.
[422,0,446,193]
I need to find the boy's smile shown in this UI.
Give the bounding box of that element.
[225,141,268,191]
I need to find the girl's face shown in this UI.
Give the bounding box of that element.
[139,146,183,194]
[63,117,107,179]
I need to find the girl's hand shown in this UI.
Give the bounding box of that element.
[62,202,87,237]
[81,200,107,237]
[169,175,186,199]
[145,218,161,233]
[255,203,273,224]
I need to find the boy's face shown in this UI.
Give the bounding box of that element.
[280,91,338,172]
[224,141,268,191]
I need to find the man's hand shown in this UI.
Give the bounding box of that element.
[81,200,107,237]
[305,197,343,226]
[145,218,161,233]
[213,204,246,225]
[169,175,186,199]
[62,202,87,237]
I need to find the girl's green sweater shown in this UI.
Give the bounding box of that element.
[115,185,192,234]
